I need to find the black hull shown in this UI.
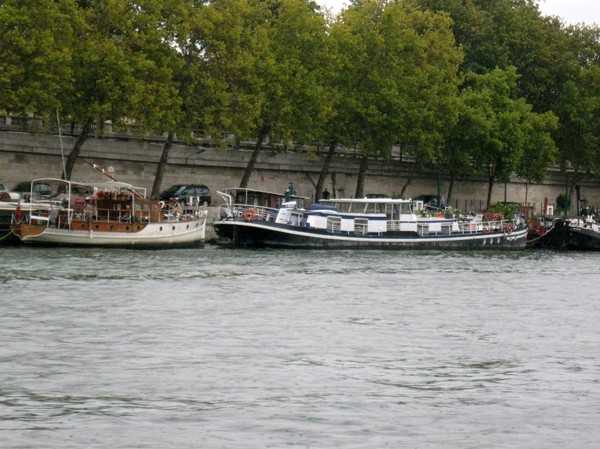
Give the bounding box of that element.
[0,228,21,245]
[528,220,600,250]
[214,220,528,250]
[0,223,20,245]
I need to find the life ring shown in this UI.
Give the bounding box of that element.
[158,201,166,209]
[505,223,513,234]
[243,208,257,222]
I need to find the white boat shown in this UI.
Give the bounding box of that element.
[11,178,207,248]
[213,188,528,249]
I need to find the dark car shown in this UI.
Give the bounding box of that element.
[365,193,390,199]
[159,184,211,206]
[412,194,445,210]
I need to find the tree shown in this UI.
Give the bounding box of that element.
[550,26,600,203]
[329,0,462,197]
[62,0,181,180]
[0,0,75,122]
[416,0,574,111]
[452,67,557,207]
[182,0,330,189]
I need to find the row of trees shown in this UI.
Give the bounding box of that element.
[1,0,599,206]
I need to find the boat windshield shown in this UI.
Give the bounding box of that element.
[321,198,413,216]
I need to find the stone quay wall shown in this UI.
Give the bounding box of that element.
[1,128,598,219]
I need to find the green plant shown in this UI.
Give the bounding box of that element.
[556,193,571,214]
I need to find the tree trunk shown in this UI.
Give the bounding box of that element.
[63,117,93,180]
[399,162,418,198]
[331,172,337,198]
[446,175,455,207]
[354,154,368,198]
[240,125,270,188]
[151,131,174,198]
[486,175,494,209]
[315,140,336,202]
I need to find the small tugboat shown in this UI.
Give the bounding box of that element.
[11,178,207,248]
[527,214,600,250]
[213,188,528,249]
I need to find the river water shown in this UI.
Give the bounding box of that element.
[1,246,599,448]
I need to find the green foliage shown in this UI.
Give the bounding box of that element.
[449,67,557,206]
[1,0,599,192]
[0,0,76,117]
[485,202,518,220]
[556,193,571,214]
[330,0,462,160]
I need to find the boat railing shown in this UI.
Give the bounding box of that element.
[327,216,341,233]
[417,223,454,236]
[387,220,418,232]
[354,218,368,235]
[219,202,306,224]
[222,204,278,222]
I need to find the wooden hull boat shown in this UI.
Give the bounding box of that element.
[10,178,206,248]
[1,199,54,245]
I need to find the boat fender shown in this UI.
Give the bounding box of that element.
[243,208,258,222]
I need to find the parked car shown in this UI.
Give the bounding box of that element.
[13,181,53,201]
[159,184,211,206]
[412,194,445,210]
[0,182,19,201]
[365,193,390,199]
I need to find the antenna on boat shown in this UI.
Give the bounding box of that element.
[83,159,118,181]
[82,159,143,199]
[57,110,66,179]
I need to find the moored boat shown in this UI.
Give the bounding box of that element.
[1,195,55,245]
[10,178,207,248]
[213,188,528,249]
[527,215,600,250]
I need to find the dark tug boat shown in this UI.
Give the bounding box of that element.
[527,214,600,251]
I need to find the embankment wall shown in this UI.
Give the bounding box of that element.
[1,129,598,216]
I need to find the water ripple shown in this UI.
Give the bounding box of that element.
[1,246,600,448]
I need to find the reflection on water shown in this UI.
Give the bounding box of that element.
[1,246,599,448]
